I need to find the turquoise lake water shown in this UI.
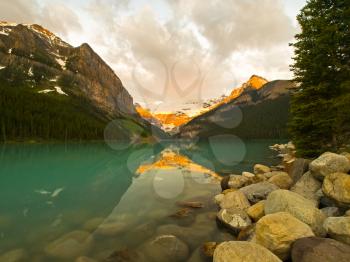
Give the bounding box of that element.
[0,139,284,261]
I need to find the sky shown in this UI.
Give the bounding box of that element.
[0,0,306,111]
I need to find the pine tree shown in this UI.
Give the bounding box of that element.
[289,0,350,157]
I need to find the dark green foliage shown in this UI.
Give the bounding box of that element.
[289,0,350,157]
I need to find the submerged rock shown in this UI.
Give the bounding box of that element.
[309,152,350,181]
[219,190,250,210]
[45,230,93,259]
[255,212,314,260]
[291,171,322,205]
[213,241,281,262]
[239,182,279,204]
[291,237,350,262]
[217,208,251,234]
[322,172,350,207]
[265,190,326,236]
[176,201,204,209]
[253,164,271,175]
[323,216,350,245]
[0,249,26,262]
[105,248,145,262]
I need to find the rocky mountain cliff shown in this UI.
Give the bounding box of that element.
[0,22,165,141]
[178,79,296,139]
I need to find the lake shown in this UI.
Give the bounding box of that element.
[0,138,285,261]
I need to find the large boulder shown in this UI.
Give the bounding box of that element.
[254,164,271,175]
[239,182,279,204]
[217,208,252,234]
[213,241,281,262]
[219,190,250,210]
[309,152,350,181]
[140,235,189,262]
[268,172,293,189]
[291,237,350,262]
[246,200,265,222]
[255,212,314,260]
[265,190,326,236]
[45,231,93,259]
[291,171,322,205]
[322,172,350,207]
[323,216,350,245]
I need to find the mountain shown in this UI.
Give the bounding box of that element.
[0,22,165,141]
[178,78,296,139]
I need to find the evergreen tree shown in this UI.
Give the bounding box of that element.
[289,0,350,157]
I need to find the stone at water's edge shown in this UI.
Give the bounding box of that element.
[247,200,265,222]
[253,164,271,175]
[265,189,326,236]
[291,171,322,206]
[291,237,350,262]
[239,182,279,204]
[227,175,250,189]
[309,152,350,181]
[213,241,282,262]
[219,190,251,210]
[323,216,350,245]
[216,208,252,235]
[322,172,350,207]
[255,212,314,260]
[268,172,293,189]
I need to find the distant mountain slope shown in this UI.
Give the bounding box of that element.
[178,80,296,139]
[0,22,165,141]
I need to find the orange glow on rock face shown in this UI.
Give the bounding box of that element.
[153,113,191,127]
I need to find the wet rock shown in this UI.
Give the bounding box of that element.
[322,172,350,207]
[246,200,265,222]
[265,190,326,236]
[323,216,350,245]
[45,230,93,259]
[217,208,251,234]
[127,221,157,245]
[253,164,271,175]
[214,194,224,205]
[288,158,310,185]
[176,201,204,209]
[291,237,350,262]
[291,171,322,205]
[255,212,314,260]
[140,235,189,262]
[268,172,293,189]
[309,152,350,181]
[219,190,250,210]
[242,172,255,178]
[169,208,192,218]
[239,182,279,204]
[202,242,218,257]
[0,249,26,262]
[227,175,250,189]
[321,207,341,217]
[213,241,281,262]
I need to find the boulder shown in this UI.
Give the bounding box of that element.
[265,190,326,236]
[239,182,279,204]
[214,194,224,205]
[321,207,341,217]
[322,172,350,207]
[227,175,250,189]
[217,208,251,234]
[291,237,350,262]
[213,241,282,262]
[219,190,250,210]
[288,158,310,185]
[291,171,322,205]
[246,200,265,222]
[323,216,350,245]
[0,249,26,262]
[255,212,314,260]
[253,164,271,175]
[140,235,189,262]
[268,172,293,189]
[309,152,350,181]
[45,231,93,259]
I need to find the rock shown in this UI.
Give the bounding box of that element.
[250,174,267,183]
[247,200,265,221]
[214,194,224,205]
[45,231,93,259]
[322,172,350,207]
[140,235,189,262]
[0,249,26,262]
[323,216,350,245]
[242,172,255,178]
[265,190,326,236]
[83,217,104,232]
[310,152,350,181]
[220,176,230,190]
[263,171,282,179]
[169,208,192,218]
[237,224,256,241]
[219,190,250,210]
[291,237,350,262]
[213,241,282,262]
[202,242,218,257]
[291,171,322,205]
[95,220,129,236]
[75,256,97,262]
[321,207,341,217]
[105,248,145,262]
[268,172,293,189]
[222,188,237,194]
[253,164,271,175]
[255,212,314,260]
[227,175,250,189]
[217,208,251,234]
[346,210,350,216]
[176,201,204,208]
[288,158,311,185]
[239,182,279,204]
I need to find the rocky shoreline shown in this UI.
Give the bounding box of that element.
[212,143,350,261]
